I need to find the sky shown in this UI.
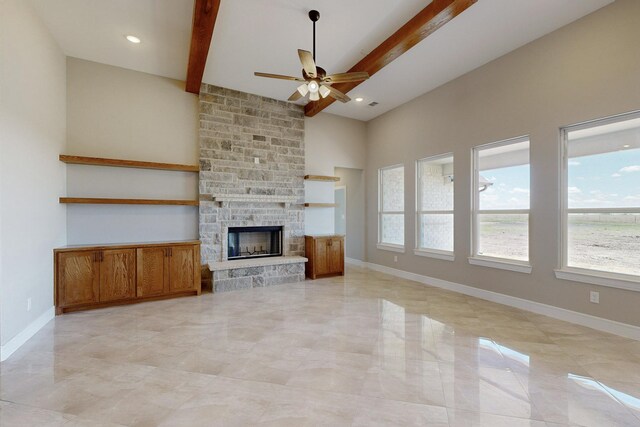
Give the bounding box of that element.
[479,148,640,210]
[480,164,530,210]
[568,148,640,208]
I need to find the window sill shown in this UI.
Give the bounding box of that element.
[555,268,639,292]
[377,243,405,253]
[468,256,532,274]
[414,249,454,261]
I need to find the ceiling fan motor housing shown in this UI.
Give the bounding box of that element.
[303,66,326,80]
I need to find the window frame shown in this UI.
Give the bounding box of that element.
[377,164,405,252]
[556,111,640,290]
[414,153,455,261]
[470,135,532,273]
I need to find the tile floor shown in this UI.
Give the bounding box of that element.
[1,266,639,426]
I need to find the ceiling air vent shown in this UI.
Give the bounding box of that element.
[368,101,379,107]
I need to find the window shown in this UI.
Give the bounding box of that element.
[558,111,640,285]
[378,165,404,250]
[416,154,454,260]
[471,136,531,271]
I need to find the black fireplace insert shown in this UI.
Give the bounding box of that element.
[227,226,283,260]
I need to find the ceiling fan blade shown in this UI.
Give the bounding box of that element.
[288,89,303,102]
[297,49,317,78]
[324,85,351,103]
[323,72,370,84]
[254,72,305,82]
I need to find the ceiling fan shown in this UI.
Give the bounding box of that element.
[254,10,369,103]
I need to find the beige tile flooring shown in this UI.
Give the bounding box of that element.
[1,266,640,426]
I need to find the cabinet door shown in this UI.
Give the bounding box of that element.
[169,246,196,292]
[57,251,99,307]
[137,247,169,297]
[314,238,330,276]
[327,238,344,274]
[100,249,136,302]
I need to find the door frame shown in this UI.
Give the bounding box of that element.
[334,185,347,254]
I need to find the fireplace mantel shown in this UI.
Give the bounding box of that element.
[212,194,298,208]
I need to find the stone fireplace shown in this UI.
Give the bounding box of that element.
[198,84,307,292]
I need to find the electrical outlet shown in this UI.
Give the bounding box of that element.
[254,157,260,164]
[27,297,32,312]
[394,255,398,262]
[590,291,600,304]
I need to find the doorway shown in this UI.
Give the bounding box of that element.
[335,185,347,236]
[334,167,365,261]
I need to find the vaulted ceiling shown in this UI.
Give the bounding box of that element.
[31,0,613,121]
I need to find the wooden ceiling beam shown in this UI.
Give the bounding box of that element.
[304,0,477,117]
[185,0,221,94]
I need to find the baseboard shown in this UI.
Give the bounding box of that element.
[345,257,367,267]
[363,262,640,341]
[0,306,55,362]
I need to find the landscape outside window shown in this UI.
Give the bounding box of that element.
[417,155,454,253]
[379,165,404,246]
[474,138,530,262]
[564,115,640,277]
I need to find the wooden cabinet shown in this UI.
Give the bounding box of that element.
[100,249,136,302]
[137,247,169,297]
[55,241,201,314]
[305,235,344,279]
[57,251,100,307]
[169,245,198,293]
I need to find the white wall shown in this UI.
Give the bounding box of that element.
[365,0,640,327]
[66,58,199,244]
[304,113,366,235]
[0,0,67,355]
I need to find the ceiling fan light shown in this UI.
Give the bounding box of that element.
[318,85,330,98]
[309,91,320,101]
[297,84,309,96]
[307,80,319,93]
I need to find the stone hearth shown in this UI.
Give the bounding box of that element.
[198,84,306,292]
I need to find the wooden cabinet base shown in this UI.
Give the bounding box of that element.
[305,235,345,279]
[54,241,201,314]
[55,290,199,315]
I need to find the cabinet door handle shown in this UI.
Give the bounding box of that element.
[169,248,172,257]
[93,252,98,262]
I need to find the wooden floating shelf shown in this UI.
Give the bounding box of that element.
[60,197,199,206]
[304,175,340,182]
[59,155,199,172]
[304,203,337,208]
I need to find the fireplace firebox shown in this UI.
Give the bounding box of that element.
[227,226,283,260]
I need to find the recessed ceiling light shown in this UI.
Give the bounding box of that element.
[623,144,631,148]
[126,35,141,44]
[355,97,364,102]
